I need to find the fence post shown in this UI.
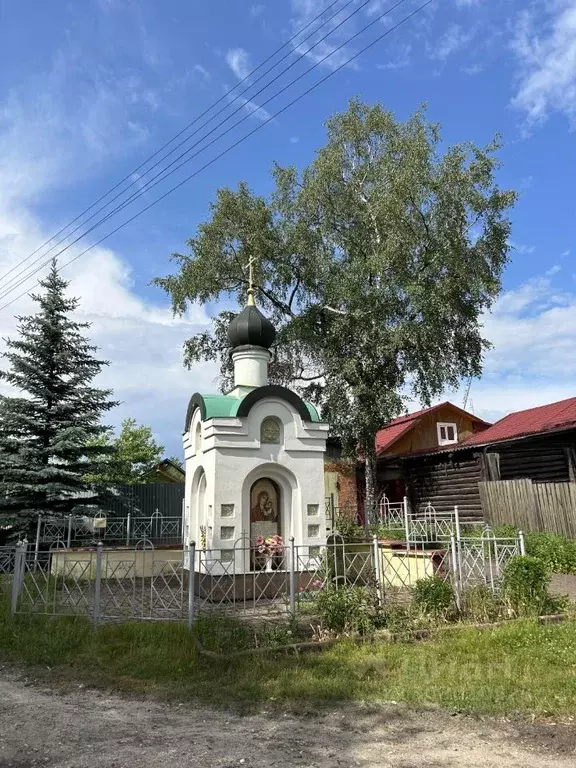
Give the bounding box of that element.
[126,513,131,547]
[372,535,383,606]
[67,514,73,549]
[34,515,42,570]
[454,505,461,542]
[403,496,410,550]
[518,530,526,556]
[450,534,461,613]
[187,541,196,630]
[289,537,296,617]
[11,542,24,616]
[93,542,103,631]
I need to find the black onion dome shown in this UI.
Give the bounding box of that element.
[228,304,276,350]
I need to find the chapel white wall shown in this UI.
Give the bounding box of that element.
[183,396,328,565]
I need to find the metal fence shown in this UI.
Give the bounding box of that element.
[3,522,524,628]
[32,511,183,550]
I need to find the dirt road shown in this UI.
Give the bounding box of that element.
[0,667,574,768]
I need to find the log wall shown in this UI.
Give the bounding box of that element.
[401,451,484,521]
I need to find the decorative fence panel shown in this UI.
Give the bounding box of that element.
[479,479,576,538]
[2,518,523,628]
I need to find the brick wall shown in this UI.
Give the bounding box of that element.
[324,460,360,512]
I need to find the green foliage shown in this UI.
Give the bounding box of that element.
[155,99,517,520]
[501,556,552,617]
[192,615,303,653]
[0,261,118,536]
[461,584,503,623]
[85,418,166,484]
[468,528,576,574]
[335,515,366,540]
[315,584,379,635]
[411,576,455,619]
[368,524,405,541]
[4,586,576,715]
[525,531,576,574]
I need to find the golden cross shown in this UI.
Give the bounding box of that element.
[246,254,256,306]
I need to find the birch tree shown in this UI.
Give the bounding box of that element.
[155,100,516,522]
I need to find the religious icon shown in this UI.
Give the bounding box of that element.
[250,479,280,528]
[250,478,281,571]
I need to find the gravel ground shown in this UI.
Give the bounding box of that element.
[549,573,576,601]
[0,667,575,768]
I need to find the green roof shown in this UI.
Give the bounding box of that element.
[304,401,321,422]
[201,394,242,420]
[193,393,321,423]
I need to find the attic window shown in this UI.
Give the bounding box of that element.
[437,422,457,446]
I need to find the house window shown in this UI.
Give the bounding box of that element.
[195,422,202,453]
[260,417,281,444]
[437,422,458,446]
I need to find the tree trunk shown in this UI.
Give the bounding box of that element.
[364,452,377,529]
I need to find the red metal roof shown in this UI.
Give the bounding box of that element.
[375,401,489,455]
[463,397,576,447]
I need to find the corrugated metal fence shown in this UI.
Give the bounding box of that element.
[479,479,576,538]
[83,483,184,517]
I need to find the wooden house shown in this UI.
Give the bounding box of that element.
[382,397,576,526]
[375,403,491,520]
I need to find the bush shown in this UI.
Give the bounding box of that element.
[369,524,406,541]
[501,555,552,616]
[335,515,366,541]
[525,532,576,574]
[461,584,503,623]
[315,584,379,635]
[411,576,455,619]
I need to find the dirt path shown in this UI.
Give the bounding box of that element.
[0,668,574,768]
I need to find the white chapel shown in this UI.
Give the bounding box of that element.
[183,280,329,570]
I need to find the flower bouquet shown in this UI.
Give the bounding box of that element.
[255,534,284,571]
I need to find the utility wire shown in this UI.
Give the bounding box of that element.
[0,0,435,313]
[0,0,349,288]
[0,0,374,298]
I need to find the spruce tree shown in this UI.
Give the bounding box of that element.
[0,261,118,536]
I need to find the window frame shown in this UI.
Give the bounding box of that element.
[436,422,458,446]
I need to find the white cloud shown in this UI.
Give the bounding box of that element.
[225,89,272,122]
[249,4,266,17]
[508,239,535,255]
[289,0,361,71]
[0,51,217,456]
[431,23,475,60]
[225,48,253,81]
[462,63,483,75]
[416,268,576,424]
[192,64,210,81]
[481,273,576,380]
[511,1,576,127]
[377,43,412,70]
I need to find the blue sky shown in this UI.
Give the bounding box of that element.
[0,0,575,457]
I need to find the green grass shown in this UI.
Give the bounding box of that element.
[1,581,576,716]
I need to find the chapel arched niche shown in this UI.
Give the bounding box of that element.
[250,477,281,540]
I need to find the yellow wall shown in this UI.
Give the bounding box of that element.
[50,548,183,580]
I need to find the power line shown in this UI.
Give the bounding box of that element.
[0,0,349,288]
[0,0,375,299]
[0,0,436,313]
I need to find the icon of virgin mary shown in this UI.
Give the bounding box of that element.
[251,490,277,523]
